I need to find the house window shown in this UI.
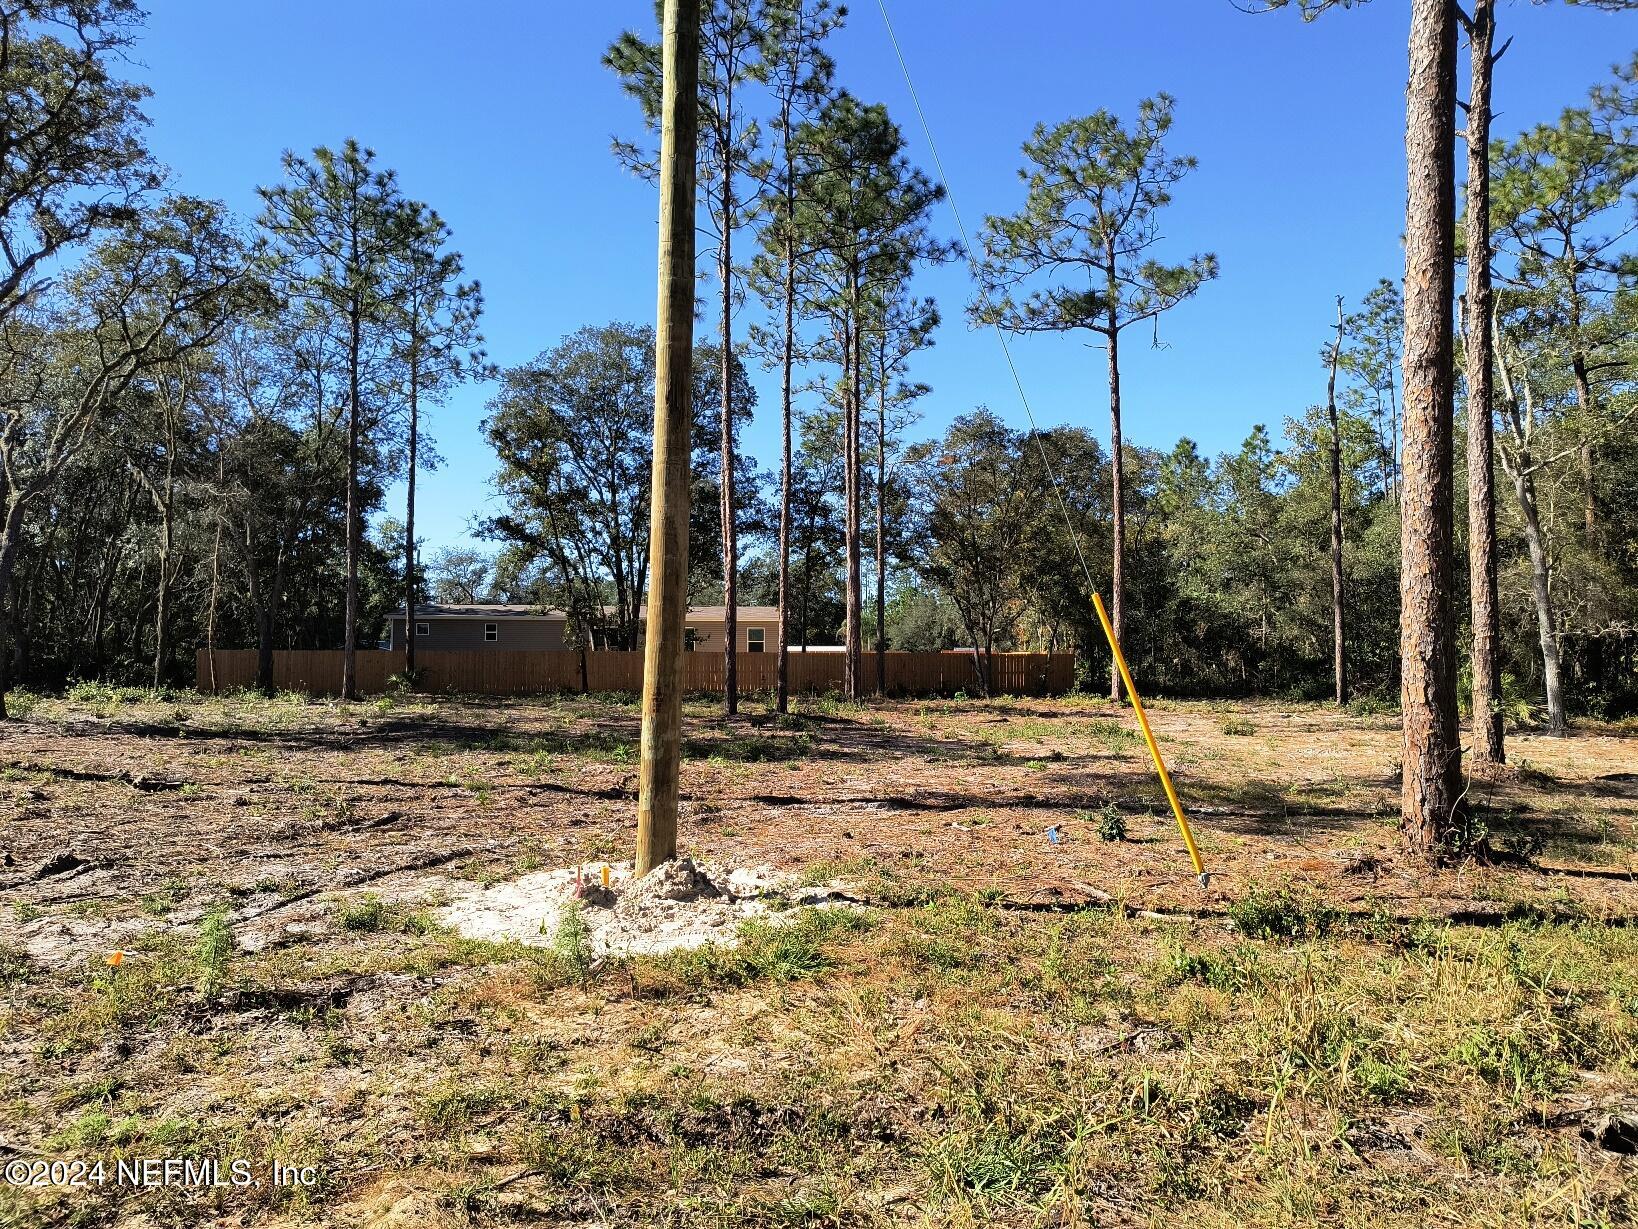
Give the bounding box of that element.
[747,627,766,653]
[484,623,498,643]
[415,622,430,637]
[684,627,698,652]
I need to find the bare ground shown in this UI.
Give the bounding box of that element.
[1,687,1635,1227]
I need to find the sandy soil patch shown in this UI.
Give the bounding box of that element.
[425,856,853,956]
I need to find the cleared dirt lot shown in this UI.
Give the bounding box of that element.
[2,688,1636,1227]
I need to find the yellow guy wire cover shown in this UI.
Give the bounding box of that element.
[1092,592,1209,887]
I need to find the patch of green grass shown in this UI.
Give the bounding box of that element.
[141,876,191,916]
[335,893,439,938]
[683,733,812,762]
[1353,1055,1412,1101]
[795,855,877,888]
[0,942,37,986]
[510,1120,638,1191]
[48,1076,123,1113]
[924,1120,1060,1203]
[644,908,870,991]
[1452,1022,1569,1098]
[1165,942,1262,991]
[46,1110,128,1151]
[1227,885,1340,941]
[889,896,1001,974]
[337,894,389,932]
[1220,716,1256,737]
[1081,718,1140,749]
[421,1080,512,1133]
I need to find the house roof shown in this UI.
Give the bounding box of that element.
[396,604,564,620]
[683,606,781,622]
[394,603,783,622]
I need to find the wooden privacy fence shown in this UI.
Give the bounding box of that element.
[197,649,1076,698]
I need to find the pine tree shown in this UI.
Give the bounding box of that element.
[1323,297,1347,706]
[1461,0,1506,765]
[863,285,936,693]
[749,0,842,713]
[1399,0,1463,858]
[793,94,949,698]
[608,0,766,716]
[259,140,410,701]
[387,203,486,679]
[972,97,1217,701]
[1340,281,1403,505]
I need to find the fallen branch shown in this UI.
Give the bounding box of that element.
[3,761,186,791]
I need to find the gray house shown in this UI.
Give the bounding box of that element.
[389,605,570,651]
[389,604,780,653]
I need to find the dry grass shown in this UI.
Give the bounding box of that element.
[1,688,1635,1226]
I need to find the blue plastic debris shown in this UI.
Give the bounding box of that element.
[1046,825,1061,845]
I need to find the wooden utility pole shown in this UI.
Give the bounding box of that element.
[636,0,700,877]
[1327,296,1347,707]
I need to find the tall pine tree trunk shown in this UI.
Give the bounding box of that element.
[342,282,362,701]
[151,497,174,690]
[1328,297,1347,707]
[1512,462,1566,733]
[776,227,795,714]
[844,271,863,700]
[205,454,224,695]
[0,497,26,720]
[246,522,275,696]
[719,165,738,717]
[1106,309,1125,703]
[1400,0,1463,858]
[404,337,420,679]
[149,396,181,690]
[1464,0,1504,764]
[875,374,887,697]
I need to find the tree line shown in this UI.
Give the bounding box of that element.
[3,0,1635,805]
[0,2,488,714]
[1260,0,1638,856]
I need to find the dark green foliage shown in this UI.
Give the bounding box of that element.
[1227,886,1341,941]
[1092,805,1127,842]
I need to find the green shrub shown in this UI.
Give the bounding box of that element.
[1078,804,1127,842]
[1219,716,1255,737]
[551,901,594,983]
[1438,809,1492,862]
[1227,886,1339,941]
[1166,942,1261,991]
[1346,694,1395,718]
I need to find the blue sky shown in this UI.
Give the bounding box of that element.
[129,1,1632,555]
